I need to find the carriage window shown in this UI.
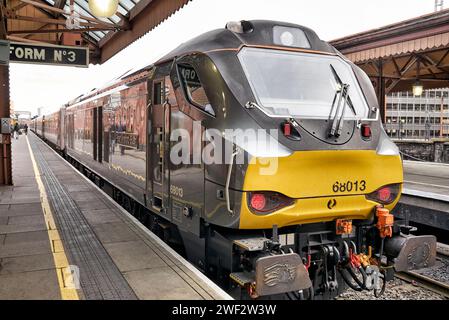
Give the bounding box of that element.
[178,64,215,116]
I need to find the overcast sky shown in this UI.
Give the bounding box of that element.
[10,0,435,115]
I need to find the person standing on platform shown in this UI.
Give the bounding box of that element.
[13,122,19,140]
[24,124,28,135]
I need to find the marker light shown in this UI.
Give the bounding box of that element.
[248,192,294,214]
[366,184,400,205]
[89,0,118,18]
[361,124,371,139]
[378,187,391,202]
[250,194,266,211]
[283,122,292,136]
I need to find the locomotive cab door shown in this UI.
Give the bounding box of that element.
[148,77,171,218]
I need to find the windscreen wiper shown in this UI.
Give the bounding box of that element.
[328,65,356,137]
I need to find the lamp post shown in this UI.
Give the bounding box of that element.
[425,119,431,141]
[399,118,405,140]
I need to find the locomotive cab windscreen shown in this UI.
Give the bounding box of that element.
[238,47,370,121]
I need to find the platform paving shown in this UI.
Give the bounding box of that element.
[0,133,231,300]
[0,134,60,299]
[403,160,449,196]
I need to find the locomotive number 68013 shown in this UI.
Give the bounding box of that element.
[332,180,366,193]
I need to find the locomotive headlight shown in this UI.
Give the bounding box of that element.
[248,191,294,214]
[366,184,401,205]
[273,26,311,48]
[280,31,294,46]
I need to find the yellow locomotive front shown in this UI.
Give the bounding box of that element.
[233,44,404,230]
[240,150,403,229]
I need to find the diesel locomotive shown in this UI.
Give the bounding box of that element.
[32,20,436,300]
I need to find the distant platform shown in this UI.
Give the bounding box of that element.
[0,133,231,300]
[403,160,449,201]
[396,160,449,232]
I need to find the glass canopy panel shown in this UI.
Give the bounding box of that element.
[93,31,106,38]
[120,0,136,10]
[116,5,128,16]
[88,32,101,41]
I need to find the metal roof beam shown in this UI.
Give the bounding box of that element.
[386,57,419,93]
[9,27,116,34]
[99,0,191,63]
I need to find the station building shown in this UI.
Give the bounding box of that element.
[384,88,449,140]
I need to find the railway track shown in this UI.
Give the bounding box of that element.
[395,243,449,299]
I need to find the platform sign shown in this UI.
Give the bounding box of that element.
[0,41,10,65]
[8,41,89,67]
[1,118,11,134]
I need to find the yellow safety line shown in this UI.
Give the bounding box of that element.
[26,136,80,300]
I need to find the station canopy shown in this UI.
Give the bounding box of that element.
[1,0,192,64]
[330,9,449,93]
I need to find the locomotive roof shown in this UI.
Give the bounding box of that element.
[156,20,336,63]
[69,20,335,105]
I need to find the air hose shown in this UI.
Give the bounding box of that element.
[339,240,368,291]
[338,265,370,291]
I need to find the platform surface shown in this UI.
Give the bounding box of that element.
[403,160,449,200]
[0,133,231,300]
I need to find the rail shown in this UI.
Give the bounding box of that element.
[395,244,449,299]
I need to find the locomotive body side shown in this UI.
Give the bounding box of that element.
[64,77,149,205]
[42,109,66,150]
